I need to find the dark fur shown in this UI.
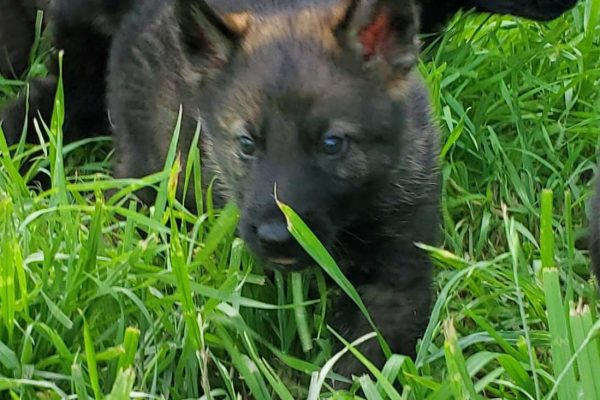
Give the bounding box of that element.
[0,0,50,78]
[108,0,439,377]
[418,0,578,32]
[0,0,133,145]
[472,0,578,21]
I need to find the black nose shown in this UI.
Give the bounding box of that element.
[256,220,291,245]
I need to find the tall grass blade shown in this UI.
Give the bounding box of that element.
[106,368,135,400]
[116,327,140,373]
[49,51,67,206]
[0,197,16,341]
[540,189,554,269]
[291,272,313,352]
[543,268,577,400]
[82,312,102,400]
[568,303,600,400]
[443,319,479,400]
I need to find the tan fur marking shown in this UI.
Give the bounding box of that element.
[387,74,412,99]
[233,1,353,54]
[222,12,251,34]
[217,88,264,137]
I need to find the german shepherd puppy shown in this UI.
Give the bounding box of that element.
[0,0,581,377]
[108,0,439,376]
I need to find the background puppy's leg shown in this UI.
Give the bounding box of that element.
[53,0,134,35]
[417,0,472,33]
[473,0,578,21]
[47,0,138,142]
[1,0,132,147]
[331,251,433,379]
[417,0,578,33]
[0,0,36,78]
[1,76,57,145]
[49,7,114,142]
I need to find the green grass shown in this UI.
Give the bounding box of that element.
[1,1,600,399]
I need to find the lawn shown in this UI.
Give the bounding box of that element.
[0,1,599,399]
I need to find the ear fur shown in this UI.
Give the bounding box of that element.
[336,0,421,86]
[175,0,250,65]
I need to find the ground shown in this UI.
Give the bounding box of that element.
[0,1,599,399]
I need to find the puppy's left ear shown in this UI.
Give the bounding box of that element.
[336,0,421,89]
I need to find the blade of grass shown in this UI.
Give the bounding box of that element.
[49,51,67,206]
[307,331,377,400]
[81,312,102,400]
[443,318,480,400]
[328,327,401,400]
[0,197,16,342]
[116,327,140,373]
[152,106,183,224]
[106,368,135,400]
[543,268,577,400]
[502,204,541,399]
[568,303,599,400]
[214,325,271,399]
[291,272,312,352]
[540,190,577,400]
[545,318,600,400]
[242,331,295,400]
[72,362,89,400]
[540,189,554,270]
[358,375,383,400]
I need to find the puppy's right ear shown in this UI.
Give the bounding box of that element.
[175,0,250,66]
[335,0,421,94]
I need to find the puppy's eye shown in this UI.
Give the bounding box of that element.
[239,134,257,158]
[320,134,348,156]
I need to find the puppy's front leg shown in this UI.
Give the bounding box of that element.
[1,76,57,145]
[331,258,433,379]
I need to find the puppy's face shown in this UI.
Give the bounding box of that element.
[182,0,420,269]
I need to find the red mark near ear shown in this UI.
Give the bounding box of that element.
[358,10,392,59]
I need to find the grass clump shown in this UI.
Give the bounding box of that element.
[1,1,600,398]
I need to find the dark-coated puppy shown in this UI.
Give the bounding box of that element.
[108,0,440,377]
[417,0,578,32]
[46,0,134,141]
[469,0,578,21]
[0,0,133,145]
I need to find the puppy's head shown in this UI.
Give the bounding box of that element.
[177,0,422,269]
